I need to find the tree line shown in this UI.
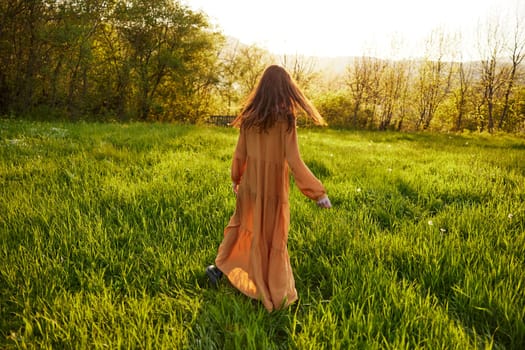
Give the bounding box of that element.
[318,26,525,133]
[0,0,222,122]
[1,0,524,133]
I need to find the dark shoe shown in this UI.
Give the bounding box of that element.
[206,265,223,285]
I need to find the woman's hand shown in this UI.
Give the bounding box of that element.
[317,196,332,209]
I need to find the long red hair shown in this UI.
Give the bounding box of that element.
[232,65,326,131]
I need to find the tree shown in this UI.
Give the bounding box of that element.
[109,0,218,120]
[414,29,454,130]
[236,44,273,97]
[477,17,507,132]
[444,32,476,131]
[0,0,221,121]
[0,0,50,113]
[378,59,410,130]
[57,0,106,118]
[160,27,223,122]
[346,55,385,127]
[214,43,272,116]
[498,7,525,130]
[452,60,475,131]
[216,38,243,115]
[280,53,319,93]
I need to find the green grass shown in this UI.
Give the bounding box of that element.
[1,119,524,349]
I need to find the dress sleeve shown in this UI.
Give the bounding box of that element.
[285,126,326,201]
[231,127,247,184]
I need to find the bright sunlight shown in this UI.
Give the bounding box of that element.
[186,0,522,59]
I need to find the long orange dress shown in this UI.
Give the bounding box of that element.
[215,120,326,312]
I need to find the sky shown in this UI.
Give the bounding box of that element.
[184,0,523,59]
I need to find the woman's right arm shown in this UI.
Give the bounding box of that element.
[231,127,247,190]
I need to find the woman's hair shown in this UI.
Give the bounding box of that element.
[232,65,326,131]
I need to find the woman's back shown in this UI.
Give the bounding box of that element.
[245,121,287,163]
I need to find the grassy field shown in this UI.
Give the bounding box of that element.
[0,119,524,349]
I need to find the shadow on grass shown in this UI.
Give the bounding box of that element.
[385,242,524,349]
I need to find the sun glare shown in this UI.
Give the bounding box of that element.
[187,0,522,59]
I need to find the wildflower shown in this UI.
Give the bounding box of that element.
[428,220,433,226]
[356,188,362,192]
[508,213,513,219]
[387,168,393,172]
[440,228,446,233]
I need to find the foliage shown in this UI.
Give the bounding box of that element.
[0,0,221,121]
[213,42,274,116]
[313,90,354,128]
[1,120,524,349]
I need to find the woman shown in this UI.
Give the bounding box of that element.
[207,65,332,312]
